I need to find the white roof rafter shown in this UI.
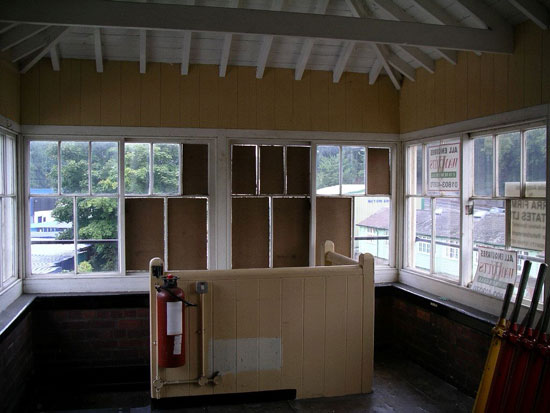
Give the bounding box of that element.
[93,27,103,72]
[139,29,146,74]
[0,24,48,52]
[508,0,549,30]
[332,40,355,83]
[19,26,69,73]
[50,43,59,71]
[295,0,329,81]
[256,0,284,79]
[369,59,382,85]
[219,0,242,78]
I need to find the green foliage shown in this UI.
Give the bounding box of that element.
[153,144,180,193]
[78,261,93,273]
[124,143,150,194]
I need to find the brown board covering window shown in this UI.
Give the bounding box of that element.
[183,144,208,195]
[125,198,164,270]
[232,197,269,269]
[273,198,310,267]
[260,146,284,194]
[287,146,310,195]
[315,197,351,265]
[368,148,390,195]
[232,145,256,195]
[167,198,207,270]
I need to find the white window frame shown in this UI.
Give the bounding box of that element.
[0,131,18,292]
[313,141,397,268]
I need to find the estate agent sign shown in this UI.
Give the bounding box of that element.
[472,247,517,299]
[427,142,460,192]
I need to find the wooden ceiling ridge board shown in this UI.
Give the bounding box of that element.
[0,0,514,53]
[508,0,550,30]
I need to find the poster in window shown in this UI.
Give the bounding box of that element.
[510,200,546,252]
[472,247,517,299]
[427,142,460,192]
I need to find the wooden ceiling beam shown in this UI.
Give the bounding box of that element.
[50,43,59,71]
[0,0,514,53]
[18,26,69,73]
[332,40,355,83]
[139,29,146,74]
[93,27,103,72]
[0,24,48,51]
[508,0,549,30]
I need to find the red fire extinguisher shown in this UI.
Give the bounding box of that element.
[156,274,196,368]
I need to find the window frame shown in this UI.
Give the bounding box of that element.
[0,131,18,291]
[313,141,396,268]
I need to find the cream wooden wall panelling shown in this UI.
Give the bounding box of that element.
[149,260,375,400]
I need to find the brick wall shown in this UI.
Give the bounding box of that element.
[381,287,493,396]
[32,294,150,405]
[0,312,34,413]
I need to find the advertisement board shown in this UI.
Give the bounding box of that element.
[427,142,460,192]
[472,247,517,299]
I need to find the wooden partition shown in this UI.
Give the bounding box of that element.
[149,253,375,400]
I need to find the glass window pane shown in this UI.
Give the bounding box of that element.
[125,143,150,194]
[434,198,460,281]
[61,141,89,194]
[2,198,16,282]
[316,145,340,194]
[77,197,118,240]
[497,132,521,197]
[409,197,431,272]
[0,137,4,195]
[354,196,390,265]
[153,143,180,194]
[5,136,15,195]
[342,146,365,195]
[30,197,74,274]
[426,140,460,196]
[92,142,118,194]
[407,145,423,195]
[474,136,493,196]
[77,242,118,273]
[472,200,506,275]
[526,128,546,197]
[30,141,58,194]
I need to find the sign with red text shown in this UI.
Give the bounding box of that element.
[511,199,546,251]
[427,142,460,192]
[472,247,517,299]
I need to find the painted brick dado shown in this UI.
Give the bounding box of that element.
[400,21,550,133]
[20,60,400,133]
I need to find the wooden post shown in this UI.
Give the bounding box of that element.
[322,240,335,266]
[359,252,375,394]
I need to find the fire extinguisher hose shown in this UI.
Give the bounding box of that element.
[155,285,197,307]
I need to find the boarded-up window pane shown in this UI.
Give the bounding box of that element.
[183,144,208,195]
[232,146,256,195]
[125,198,164,270]
[232,198,269,268]
[368,148,390,195]
[273,198,310,267]
[315,197,351,265]
[260,146,284,194]
[287,146,310,195]
[167,198,207,270]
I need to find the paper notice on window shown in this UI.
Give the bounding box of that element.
[511,200,546,252]
[427,143,460,192]
[472,247,517,299]
[166,301,183,336]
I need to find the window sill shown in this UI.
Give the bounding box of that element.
[23,274,150,294]
[0,279,23,314]
[399,268,533,319]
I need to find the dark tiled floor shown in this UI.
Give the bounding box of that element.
[42,354,473,413]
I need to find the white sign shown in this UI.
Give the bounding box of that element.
[511,199,546,251]
[472,247,517,299]
[427,143,460,192]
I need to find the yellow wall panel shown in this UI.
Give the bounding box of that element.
[544,29,550,104]
[444,59,456,125]
[199,65,219,128]
[434,59,446,126]
[140,62,161,127]
[120,61,141,127]
[310,70,329,131]
[180,65,200,128]
[39,60,61,125]
[377,77,399,133]
[218,67,238,129]
[235,279,259,393]
[59,59,81,126]
[524,21,542,107]
[0,57,20,123]
[493,54,509,114]
[237,66,257,129]
[100,60,121,126]
[292,71,311,131]
[274,68,293,130]
[21,65,39,125]
[328,74,346,132]
[508,24,525,111]
[80,60,101,126]
[479,54,495,117]
[345,72,366,132]
[160,63,180,127]
[256,69,275,130]
[467,52,481,119]
[454,52,468,123]
[416,68,429,130]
